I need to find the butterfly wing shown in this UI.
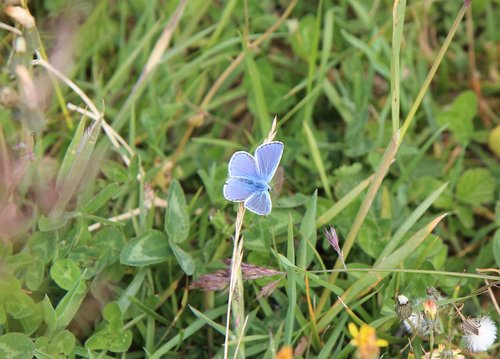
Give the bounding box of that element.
[228,151,259,178]
[255,141,284,182]
[223,178,257,202]
[244,190,272,216]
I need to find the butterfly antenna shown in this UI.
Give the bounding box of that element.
[271,176,288,187]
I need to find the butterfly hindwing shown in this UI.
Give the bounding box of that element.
[255,141,284,182]
[244,190,272,216]
[223,177,257,202]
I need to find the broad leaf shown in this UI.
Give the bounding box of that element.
[164,180,190,244]
[120,230,172,266]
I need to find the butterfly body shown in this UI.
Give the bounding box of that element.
[223,141,283,215]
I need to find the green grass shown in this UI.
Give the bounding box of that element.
[0,1,499,358]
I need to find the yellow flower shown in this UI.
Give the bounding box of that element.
[276,345,293,359]
[348,323,388,359]
[423,299,437,321]
[421,344,465,359]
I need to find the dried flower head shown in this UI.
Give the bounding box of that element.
[395,294,413,320]
[325,226,346,269]
[257,278,282,299]
[348,323,388,359]
[240,261,283,280]
[189,269,230,292]
[190,261,283,292]
[461,316,497,352]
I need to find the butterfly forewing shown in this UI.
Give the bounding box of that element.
[244,190,272,216]
[255,141,284,182]
[228,151,259,178]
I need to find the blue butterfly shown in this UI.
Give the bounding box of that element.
[223,141,284,215]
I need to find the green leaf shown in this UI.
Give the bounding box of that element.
[54,273,87,330]
[289,15,316,60]
[164,180,190,244]
[28,232,57,264]
[304,123,332,199]
[83,182,120,214]
[488,125,500,157]
[85,329,132,353]
[437,90,477,143]
[168,238,195,275]
[56,117,86,189]
[42,296,57,334]
[3,291,36,320]
[85,302,132,353]
[93,226,126,266]
[50,259,82,292]
[277,253,296,269]
[18,303,43,335]
[493,229,500,267]
[284,214,296,346]
[51,119,103,218]
[357,219,383,259]
[120,229,172,266]
[25,256,44,291]
[242,38,270,138]
[455,205,474,229]
[341,29,389,77]
[35,330,75,358]
[0,333,34,359]
[38,215,68,232]
[456,168,495,206]
[297,190,318,268]
[100,160,129,183]
[128,296,170,326]
[103,302,123,331]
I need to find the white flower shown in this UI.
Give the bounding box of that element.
[395,295,413,320]
[403,312,423,333]
[397,295,409,305]
[462,316,497,352]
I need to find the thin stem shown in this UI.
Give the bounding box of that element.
[224,203,246,359]
[0,21,22,35]
[307,268,499,282]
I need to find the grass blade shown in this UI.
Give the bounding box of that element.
[242,37,270,138]
[377,182,449,263]
[51,118,103,218]
[284,214,296,345]
[303,122,332,199]
[316,174,373,228]
[390,0,406,133]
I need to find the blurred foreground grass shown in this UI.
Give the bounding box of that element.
[0,0,499,358]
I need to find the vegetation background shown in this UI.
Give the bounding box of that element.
[0,0,499,358]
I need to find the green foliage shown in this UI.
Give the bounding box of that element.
[0,333,34,359]
[456,168,495,206]
[164,179,190,244]
[0,0,498,358]
[120,229,172,266]
[436,90,477,144]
